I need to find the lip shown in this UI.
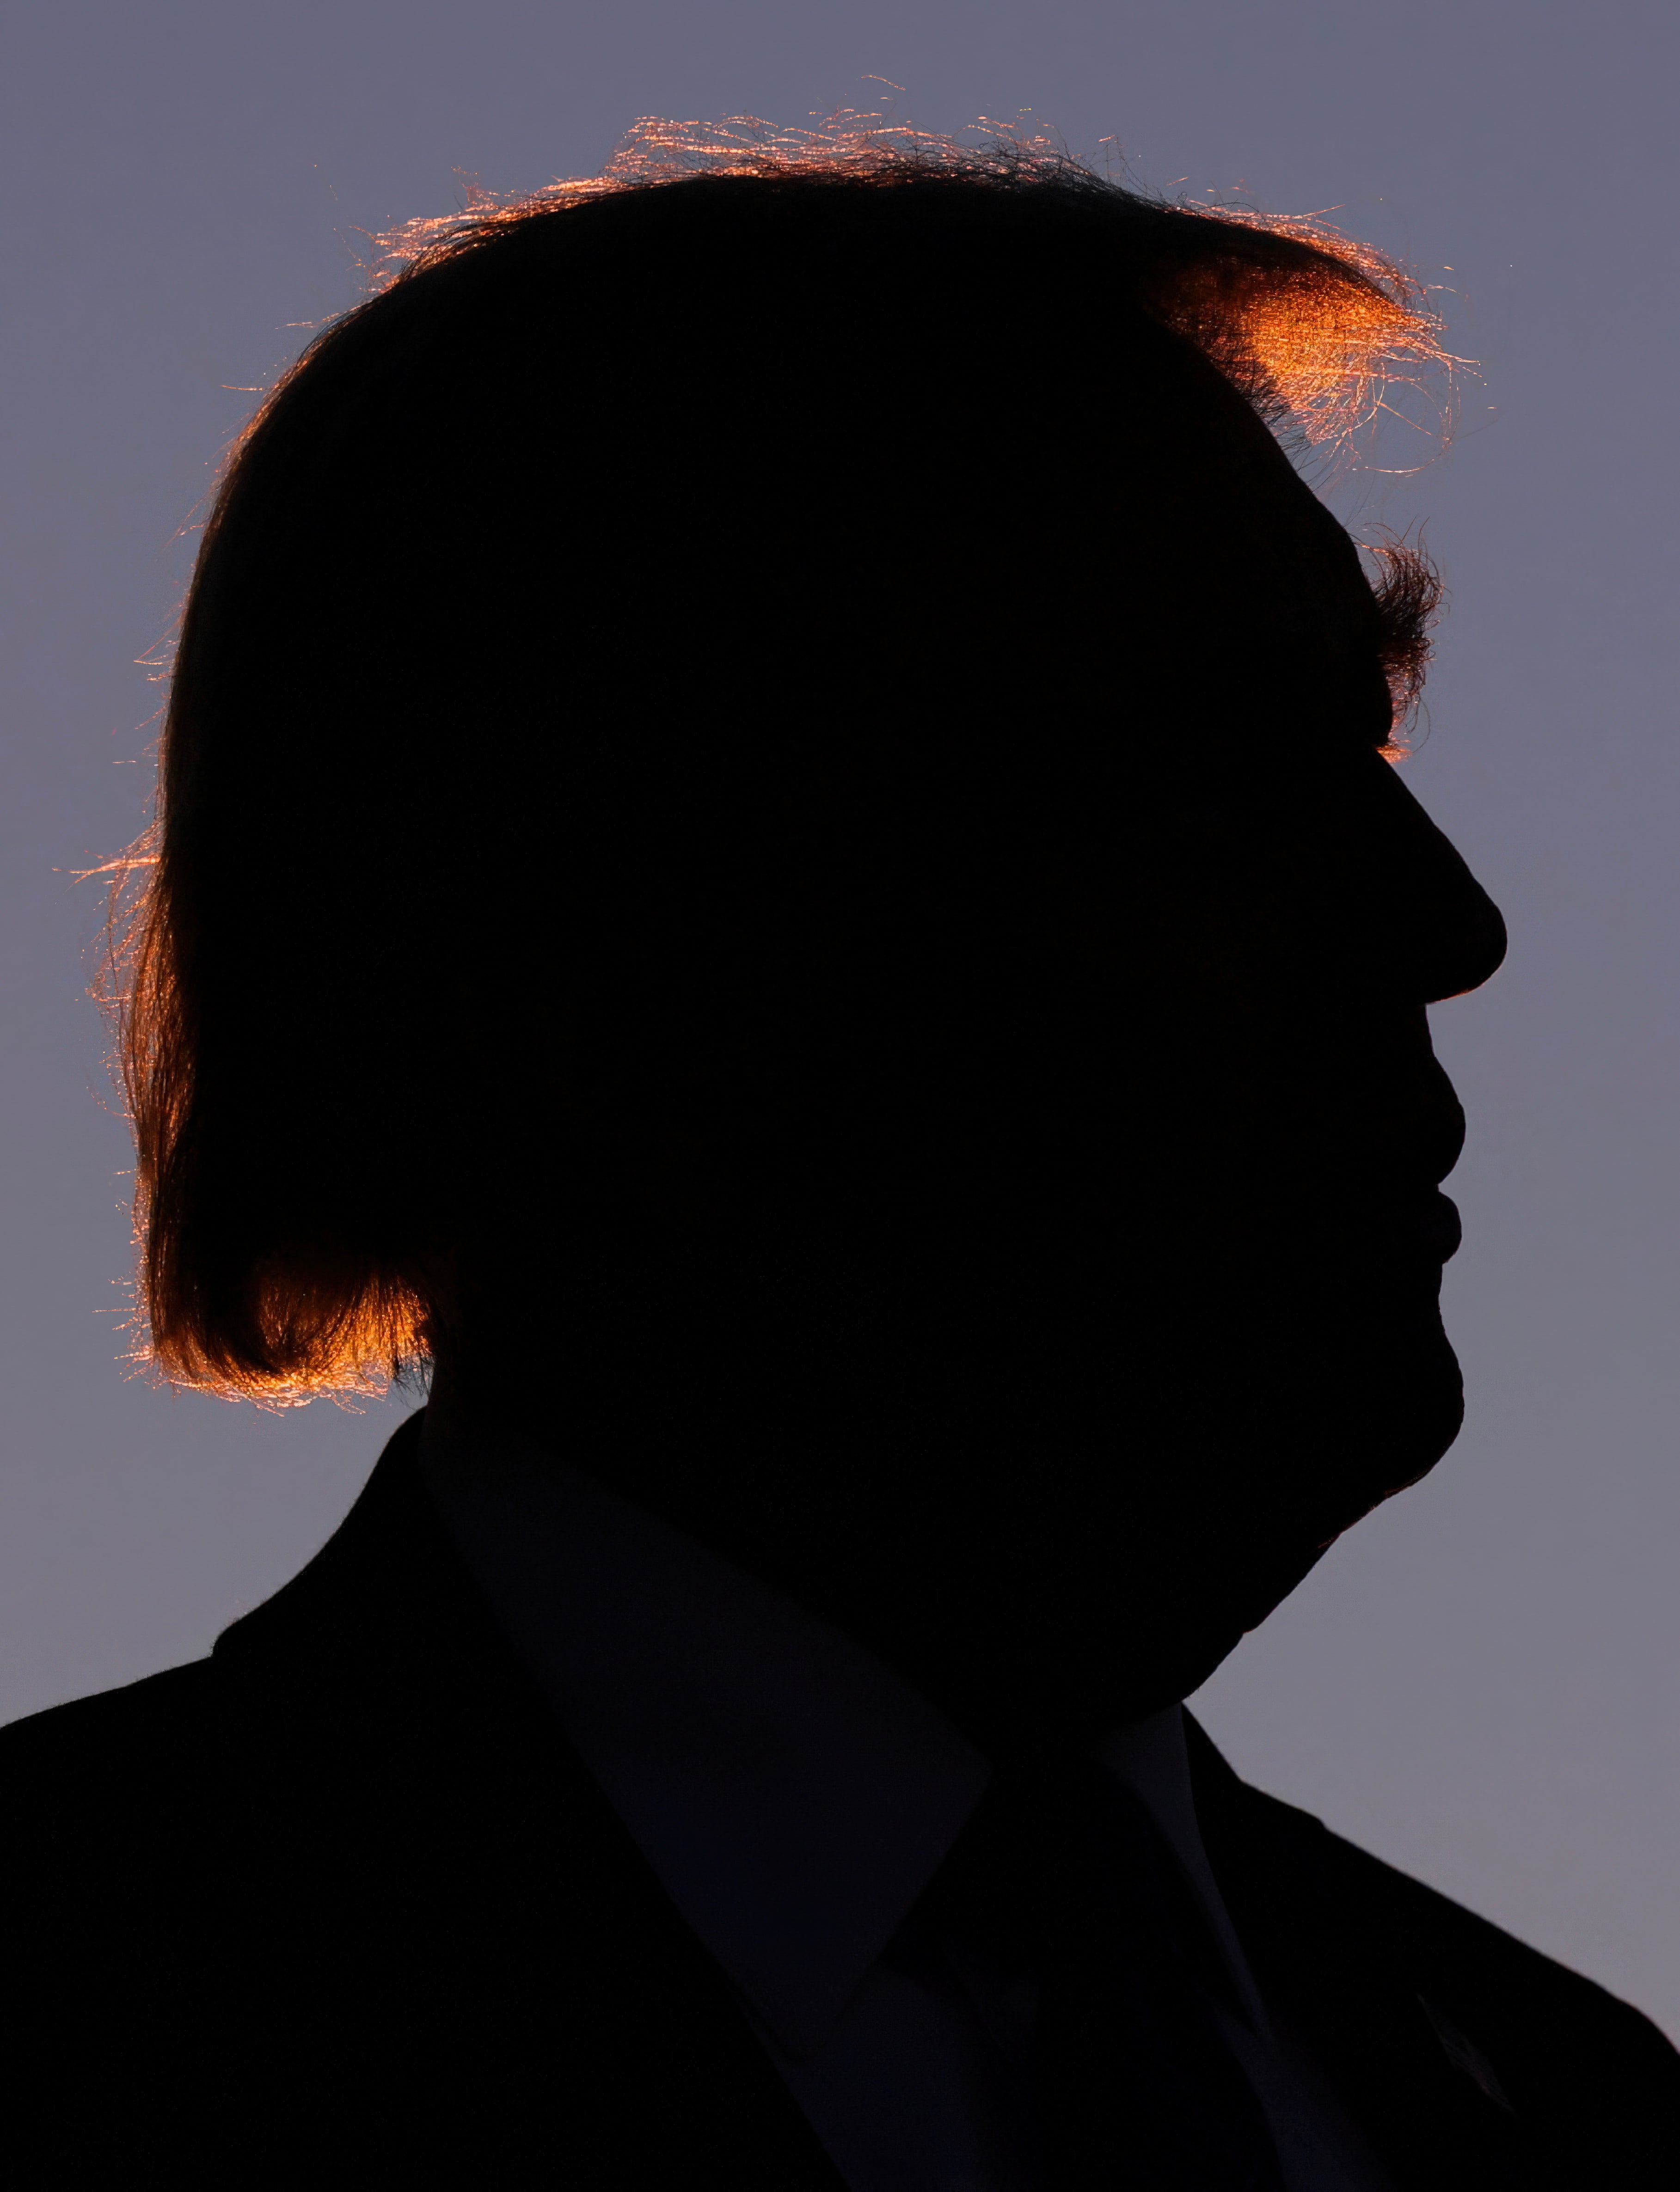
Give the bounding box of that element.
[1342,1189,1461,1270]
[1398,1189,1462,1265]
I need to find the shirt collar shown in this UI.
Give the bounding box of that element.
[421,1409,990,2060]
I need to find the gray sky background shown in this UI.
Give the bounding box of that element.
[4,0,1677,2036]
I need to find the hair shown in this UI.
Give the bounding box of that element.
[110,116,1449,1405]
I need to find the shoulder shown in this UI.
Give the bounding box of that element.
[1270,1781,1672,2057]
[1,1655,219,1756]
[0,1663,227,2174]
[1235,1772,1680,2177]
[0,1658,220,1817]
[0,1660,225,1970]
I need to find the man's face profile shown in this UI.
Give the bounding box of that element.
[43,131,1676,2192]
[701,647,1508,1749]
[125,154,1507,1752]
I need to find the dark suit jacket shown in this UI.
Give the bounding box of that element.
[4,1412,1675,2187]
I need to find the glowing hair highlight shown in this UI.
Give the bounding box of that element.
[376,113,1452,461]
[110,116,1456,1405]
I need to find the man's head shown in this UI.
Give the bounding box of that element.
[119,132,1504,1744]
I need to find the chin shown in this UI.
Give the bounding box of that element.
[1084,1287,1468,1718]
[909,1273,1471,1744]
[1213,1292,1466,1643]
[1338,1296,1466,1506]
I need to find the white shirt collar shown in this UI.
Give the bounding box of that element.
[419,1409,1254,2054]
[422,1410,990,2059]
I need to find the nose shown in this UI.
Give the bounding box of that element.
[1364,759,1508,1007]
[1419,868,1506,1006]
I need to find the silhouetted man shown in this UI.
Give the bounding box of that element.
[6,136,1676,2186]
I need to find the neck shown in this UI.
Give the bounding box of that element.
[425,1341,1248,1758]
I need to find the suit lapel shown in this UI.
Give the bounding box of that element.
[207,1411,847,2190]
[203,1421,1574,2190]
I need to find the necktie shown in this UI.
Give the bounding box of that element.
[923,1750,1288,2191]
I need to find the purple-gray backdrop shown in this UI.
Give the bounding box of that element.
[4,0,1675,2035]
